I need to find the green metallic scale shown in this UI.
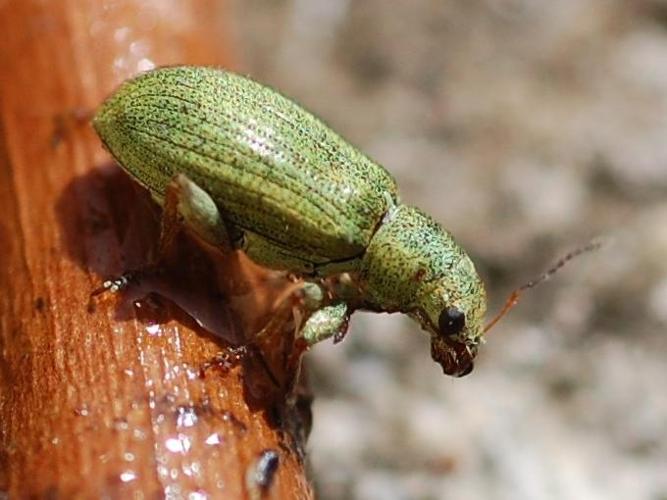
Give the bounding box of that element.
[93,66,487,377]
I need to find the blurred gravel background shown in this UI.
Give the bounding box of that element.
[229,1,667,499]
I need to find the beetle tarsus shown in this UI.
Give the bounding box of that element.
[90,273,136,297]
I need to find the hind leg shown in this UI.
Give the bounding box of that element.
[93,173,234,295]
[156,173,233,255]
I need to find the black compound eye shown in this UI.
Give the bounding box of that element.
[438,307,466,337]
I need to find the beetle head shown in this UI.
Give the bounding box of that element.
[409,258,486,377]
[361,205,487,377]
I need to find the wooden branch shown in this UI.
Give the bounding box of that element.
[0,1,313,497]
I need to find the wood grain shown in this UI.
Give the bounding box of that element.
[0,1,313,497]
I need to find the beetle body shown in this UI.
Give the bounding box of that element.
[94,66,487,376]
[94,68,396,273]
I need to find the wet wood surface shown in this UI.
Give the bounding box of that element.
[0,1,313,497]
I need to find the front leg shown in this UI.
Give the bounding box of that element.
[301,302,351,345]
[270,281,352,346]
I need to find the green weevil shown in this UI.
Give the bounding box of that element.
[93,66,487,377]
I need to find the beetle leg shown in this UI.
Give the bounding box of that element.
[271,280,351,345]
[158,173,233,256]
[300,302,351,346]
[92,174,234,297]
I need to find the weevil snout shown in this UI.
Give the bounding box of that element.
[429,306,479,376]
[430,335,476,377]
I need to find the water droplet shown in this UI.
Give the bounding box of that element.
[205,433,221,446]
[188,491,208,500]
[165,438,182,453]
[137,58,155,72]
[146,323,161,335]
[133,428,147,440]
[120,470,137,483]
[164,484,182,497]
[157,465,169,479]
[176,407,198,428]
[165,435,191,454]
